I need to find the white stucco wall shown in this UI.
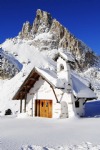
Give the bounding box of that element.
[25,76,77,118]
[24,77,85,118]
[26,77,62,118]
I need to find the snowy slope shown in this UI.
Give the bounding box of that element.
[79,67,100,98]
[0,39,56,114]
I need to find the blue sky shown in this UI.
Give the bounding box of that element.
[0,0,100,55]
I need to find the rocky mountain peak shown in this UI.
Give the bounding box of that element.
[18,9,99,70]
[19,9,53,39]
[32,9,52,34]
[19,21,32,39]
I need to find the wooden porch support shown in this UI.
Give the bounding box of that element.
[20,99,22,113]
[24,99,26,112]
[24,94,27,112]
[24,87,27,113]
[51,86,59,103]
[32,98,33,117]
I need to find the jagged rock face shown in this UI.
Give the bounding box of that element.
[18,9,98,70]
[0,50,20,79]
[32,9,52,35]
[19,21,32,39]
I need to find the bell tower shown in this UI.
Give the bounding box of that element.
[57,52,72,89]
[57,52,76,118]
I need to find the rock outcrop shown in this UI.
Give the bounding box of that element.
[19,21,32,39]
[0,49,21,79]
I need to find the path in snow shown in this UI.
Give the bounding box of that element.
[21,143,100,150]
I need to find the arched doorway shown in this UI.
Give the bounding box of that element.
[60,101,68,118]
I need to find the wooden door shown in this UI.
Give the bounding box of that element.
[40,100,45,117]
[38,100,52,118]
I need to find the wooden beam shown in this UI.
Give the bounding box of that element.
[23,85,31,88]
[29,78,36,81]
[51,86,59,103]
[19,91,26,95]
[19,89,29,94]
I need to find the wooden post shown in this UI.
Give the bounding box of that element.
[20,100,22,113]
[32,98,33,117]
[24,86,28,113]
[24,94,27,112]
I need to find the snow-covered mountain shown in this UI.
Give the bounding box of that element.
[0,9,100,114]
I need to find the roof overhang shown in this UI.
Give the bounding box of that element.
[74,96,97,101]
[12,67,55,100]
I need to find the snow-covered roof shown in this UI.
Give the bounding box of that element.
[12,67,65,100]
[36,68,97,99]
[71,74,97,99]
[35,67,57,86]
[36,67,65,88]
[59,52,75,63]
[13,65,97,100]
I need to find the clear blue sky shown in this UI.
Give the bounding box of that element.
[0,0,100,55]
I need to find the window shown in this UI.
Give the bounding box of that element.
[46,102,48,107]
[60,64,64,71]
[75,101,79,108]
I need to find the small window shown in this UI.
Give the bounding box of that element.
[46,102,48,107]
[60,64,64,71]
[75,101,79,108]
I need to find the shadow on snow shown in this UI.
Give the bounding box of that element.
[85,100,100,118]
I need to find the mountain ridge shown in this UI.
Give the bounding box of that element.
[17,9,99,70]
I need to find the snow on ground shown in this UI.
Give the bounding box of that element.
[0,100,100,150]
[0,116,100,150]
[21,143,100,150]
